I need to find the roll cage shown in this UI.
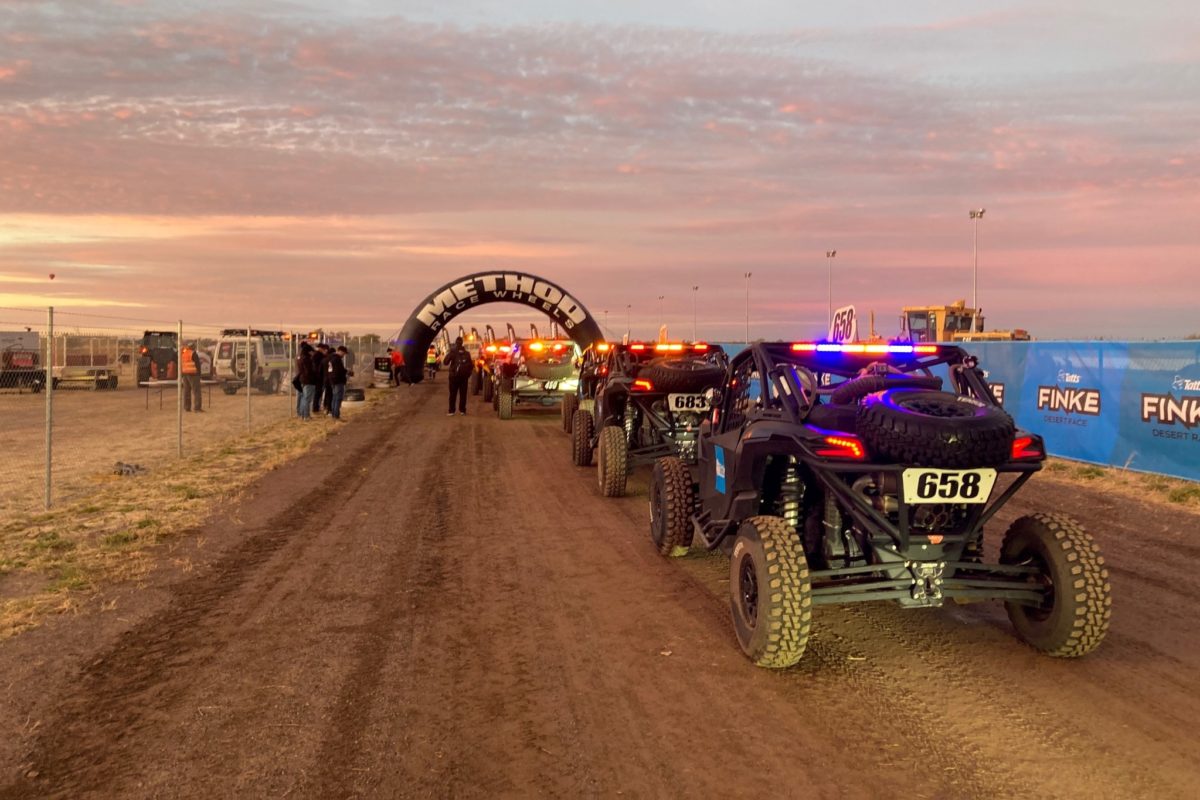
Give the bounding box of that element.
[694,342,1047,608]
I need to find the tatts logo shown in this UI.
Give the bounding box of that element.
[1140,375,1200,429]
[416,274,588,332]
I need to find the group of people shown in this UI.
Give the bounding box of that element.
[294,342,353,420]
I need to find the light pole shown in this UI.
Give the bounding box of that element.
[969,208,985,321]
[626,304,632,340]
[603,309,609,337]
[744,271,752,343]
[657,295,665,335]
[825,250,837,332]
[692,285,699,341]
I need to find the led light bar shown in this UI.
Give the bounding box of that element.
[629,344,646,351]
[791,342,939,355]
[596,343,611,352]
[528,341,545,351]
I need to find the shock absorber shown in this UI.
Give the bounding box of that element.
[822,491,846,567]
[624,405,636,446]
[778,458,802,529]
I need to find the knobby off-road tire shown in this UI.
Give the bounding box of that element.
[639,358,725,394]
[857,388,1014,468]
[482,376,494,403]
[650,457,694,557]
[562,393,578,434]
[498,391,514,420]
[572,409,594,467]
[597,425,629,497]
[1000,513,1111,657]
[729,516,813,668]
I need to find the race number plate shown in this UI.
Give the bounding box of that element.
[668,393,707,411]
[901,468,997,504]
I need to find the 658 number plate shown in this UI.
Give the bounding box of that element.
[668,393,707,411]
[902,468,997,504]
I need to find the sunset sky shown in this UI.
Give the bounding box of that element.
[1,1,1197,341]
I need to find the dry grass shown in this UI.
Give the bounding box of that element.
[0,390,387,640]
[1040,458,1200,510]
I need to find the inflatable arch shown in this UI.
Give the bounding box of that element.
[395,271,604,383]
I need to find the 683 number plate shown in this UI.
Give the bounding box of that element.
[901,468,997,504]
[668,393,707,411]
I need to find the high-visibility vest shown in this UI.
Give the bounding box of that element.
[181,346,198,375]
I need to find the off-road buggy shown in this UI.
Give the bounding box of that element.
[488,339,579,420]
[560,341,611,434]
[648,341,1112,668]
[572,342,728,498]
[477,340,513,403]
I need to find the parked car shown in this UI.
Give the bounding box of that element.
[0,346,46,393]
[213,329,291,395]
[571,341,727,498]
[136,330,178,386]
[488,339,579,420]
[647,340,1111,667]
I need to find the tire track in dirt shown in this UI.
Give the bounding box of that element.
[2,393,427,799]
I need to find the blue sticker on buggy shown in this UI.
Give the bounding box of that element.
[714,446,726,493]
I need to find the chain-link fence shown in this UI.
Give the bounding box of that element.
[0,307,389,521]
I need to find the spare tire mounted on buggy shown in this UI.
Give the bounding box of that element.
[855,388,1015,469]
[637,357,725,394]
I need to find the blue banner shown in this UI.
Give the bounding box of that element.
[967,341,1200,481]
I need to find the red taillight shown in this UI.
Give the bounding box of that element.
[633,379,654,391]
[1011,436,1042,460]
[815,435,866,460]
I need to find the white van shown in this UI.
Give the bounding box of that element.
[213,329,292,394]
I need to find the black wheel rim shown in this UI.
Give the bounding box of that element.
[902,396,976,418]
[738,556,758,628]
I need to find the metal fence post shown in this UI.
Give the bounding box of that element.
[246,325,252,432]
[177,320,184,457]
[44,306,54,510]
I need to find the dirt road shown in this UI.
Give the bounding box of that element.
[2,384,1199,799]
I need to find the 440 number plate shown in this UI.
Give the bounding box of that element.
[668,393,707,411]
[902,468,997,504]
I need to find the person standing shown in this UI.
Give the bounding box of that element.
[341,345,356,386]
[443,336,473,416]
[325,346,348,420]
[296,342,317,419]
[388,346,404,386]
[426,346,439,381]
[311,343,328,414]
[181,341,203,412]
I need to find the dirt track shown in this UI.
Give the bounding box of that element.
[2,383,1199,799]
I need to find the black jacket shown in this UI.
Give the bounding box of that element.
[325,352,347,385]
